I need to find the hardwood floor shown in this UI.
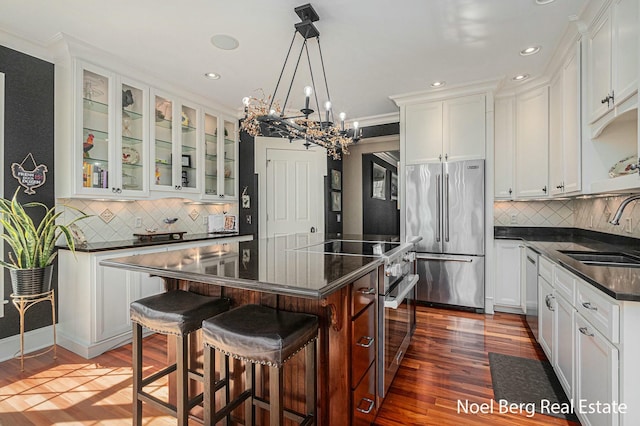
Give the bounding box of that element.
[374,306,579,426]
[0,307,579,425]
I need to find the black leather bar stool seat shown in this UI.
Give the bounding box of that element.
[130,290,231,426]
[202,304,318,426]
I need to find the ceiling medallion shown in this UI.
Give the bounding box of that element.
[240,3,360,159]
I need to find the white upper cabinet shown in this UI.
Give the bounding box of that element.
[404,102,443,163]
[404,94,485,164]
[72,61,150,199]
[494,97,515,199]
[587,0,638,132]
[150,89,201,195]
[443,94,486,161]
[550,41,582,196]
[515,86,549,198]
[202,111,238,201]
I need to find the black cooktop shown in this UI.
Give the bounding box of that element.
[297,240,402,257]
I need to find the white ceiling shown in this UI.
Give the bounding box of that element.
[1,0,587,120]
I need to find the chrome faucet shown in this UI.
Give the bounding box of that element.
[609,194,640,225]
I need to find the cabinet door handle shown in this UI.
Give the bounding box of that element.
[356,397,375,414]
[116,188,122,194]
[508,188,512,196]
[582,302,597,311]
[112,187,117,193]
[356,336,374,348]
[358,287,376,295]
[542,185,547,193]
[579,326,594,337]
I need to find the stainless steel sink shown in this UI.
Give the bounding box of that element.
[558,250,640,268]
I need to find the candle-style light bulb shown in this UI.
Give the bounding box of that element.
[324,101,332,123]
[339,112,346,131]
[242,97,250,106]
[353,121,359,138]
[303,85,313,113]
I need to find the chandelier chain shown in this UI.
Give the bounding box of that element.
[317,37,334,124]
[269,32,298,113]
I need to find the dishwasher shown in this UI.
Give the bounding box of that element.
[524,248,539,339]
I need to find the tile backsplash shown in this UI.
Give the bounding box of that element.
[574,195,640,239]
[493,200,574,227]
[494,194,640,239]
[58,198,237,243]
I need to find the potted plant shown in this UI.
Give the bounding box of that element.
[0,189,90,296]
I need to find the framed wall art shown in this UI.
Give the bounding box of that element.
[372,163,386,200]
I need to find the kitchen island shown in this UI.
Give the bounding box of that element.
[100,233,404,425]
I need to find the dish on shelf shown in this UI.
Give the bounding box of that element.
[609,155,639,178]
[122,147,140,165]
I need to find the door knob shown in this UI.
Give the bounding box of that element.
[310,227,316,233]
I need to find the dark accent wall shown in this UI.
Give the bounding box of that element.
[325,156,342,236]
[362,154,399,236]
[1,45,56,339]
[238,129,258,237]
[360,122,399,139]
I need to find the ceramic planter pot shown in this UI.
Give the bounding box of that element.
[9,265,54,296]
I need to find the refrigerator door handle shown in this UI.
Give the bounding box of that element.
[416,254,473,263]
[436,174,441,242]
[444,173,450,242]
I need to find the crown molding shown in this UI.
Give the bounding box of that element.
[347,112,399,127]
[390,78,501,106]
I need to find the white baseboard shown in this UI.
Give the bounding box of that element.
[57,330,134,359]
[0,326,55,363]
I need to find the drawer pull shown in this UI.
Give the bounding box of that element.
[579,326,594,337]
[356,397,375,414]
[358,287,376,295]
[582,302,598,311]
[356,336,374,348]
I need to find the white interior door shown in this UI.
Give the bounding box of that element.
[256,136,326,238]
[266,148,322,237]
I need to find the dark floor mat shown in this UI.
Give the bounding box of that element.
[488,352,579,422]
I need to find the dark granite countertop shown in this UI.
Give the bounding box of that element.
[99,233,385,299]
[495,227,640,301]
[58,232,248,252]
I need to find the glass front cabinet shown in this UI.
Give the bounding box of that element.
[76,61,149,197]
[72,60,236,201]
[150,89,201,195]
[203,110,238,201]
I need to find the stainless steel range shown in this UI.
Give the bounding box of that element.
[377,242,419,400]
[293,237,420,401]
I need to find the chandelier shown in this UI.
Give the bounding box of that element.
[240,3,360,159]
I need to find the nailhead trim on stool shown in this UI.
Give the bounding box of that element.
[130,290,231,426]
[202,304,318,426]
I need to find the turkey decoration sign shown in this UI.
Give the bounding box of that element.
[11,153,48,195]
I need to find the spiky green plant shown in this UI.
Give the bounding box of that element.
[0,189,90,270]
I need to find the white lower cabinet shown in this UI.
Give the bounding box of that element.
[59,246,167,358]
[554,294,574,397]
[538,275,555,362]
[575,313,619,426]
[494,241,524,312]
[533,255,629,426]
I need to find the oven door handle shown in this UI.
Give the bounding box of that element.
[416,254,473,263]
[384,274,419,309]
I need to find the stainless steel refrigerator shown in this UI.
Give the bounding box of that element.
[405,160,485,311]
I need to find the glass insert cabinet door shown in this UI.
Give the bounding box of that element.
[204,111,219,196]
[222,119,236,198]
[152,93,174,189]
[120,81,146,194]
[81,68,111,191]
[181,104,198,190]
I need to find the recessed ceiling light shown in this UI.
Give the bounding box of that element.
[520,46,541,56]
[512,74,530,82]
[430,81,446,88]
[210,34,239,50]
[204,72,221,80]
[535,0,555,4]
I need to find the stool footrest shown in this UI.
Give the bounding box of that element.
[213,389,252,423]
[188,370,204,383]
[252,396,307,423]
[138,390,204,415]
[141,364,176,387]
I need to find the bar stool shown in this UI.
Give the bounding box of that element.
[202,304,318,426]
[130,290,231,426]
